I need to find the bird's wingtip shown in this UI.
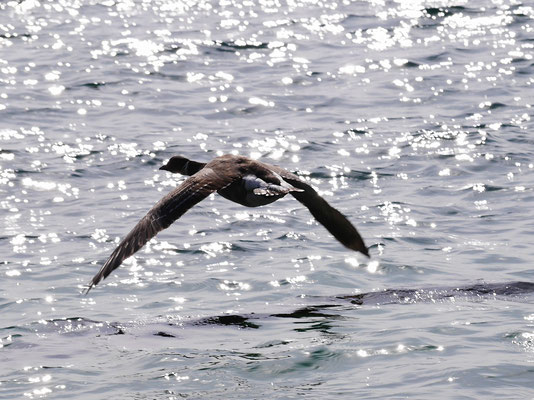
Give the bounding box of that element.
[82,282,95,295]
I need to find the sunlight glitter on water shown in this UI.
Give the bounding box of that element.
[2,0,534,397]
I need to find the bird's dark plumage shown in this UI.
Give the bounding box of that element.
[86,154,368,293]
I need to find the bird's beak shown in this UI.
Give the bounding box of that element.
[159,164,169,171]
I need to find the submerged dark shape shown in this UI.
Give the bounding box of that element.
[336,281,534,305]
[86,154,368,292]
[182,281,534,329]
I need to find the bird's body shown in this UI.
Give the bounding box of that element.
[86,154,368,292]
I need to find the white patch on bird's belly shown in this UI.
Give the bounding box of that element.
[253,188,276,196]
[243,175,265,191]
[242,174,286,206]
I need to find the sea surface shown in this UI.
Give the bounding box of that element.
[1,0,534,398]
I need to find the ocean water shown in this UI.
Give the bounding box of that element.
[1,0,534,398]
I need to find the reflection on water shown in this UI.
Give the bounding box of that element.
[2,0,534,398]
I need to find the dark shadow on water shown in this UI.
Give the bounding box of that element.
[192,314,261,329]
[6,282,532,342]
[336,281,534,305]
[181,281,534,331]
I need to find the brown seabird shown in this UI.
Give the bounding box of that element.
[86,154,369,292]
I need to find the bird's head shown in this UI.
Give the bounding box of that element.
[159,156,190,174]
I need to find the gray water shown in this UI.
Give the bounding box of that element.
[1,0,534,398]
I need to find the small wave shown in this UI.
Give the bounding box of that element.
[214,40,269,52]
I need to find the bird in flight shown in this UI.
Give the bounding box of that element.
[86,154,369,293]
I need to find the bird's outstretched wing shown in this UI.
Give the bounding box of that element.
[85,168,236,293]
[276,170,369,256]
